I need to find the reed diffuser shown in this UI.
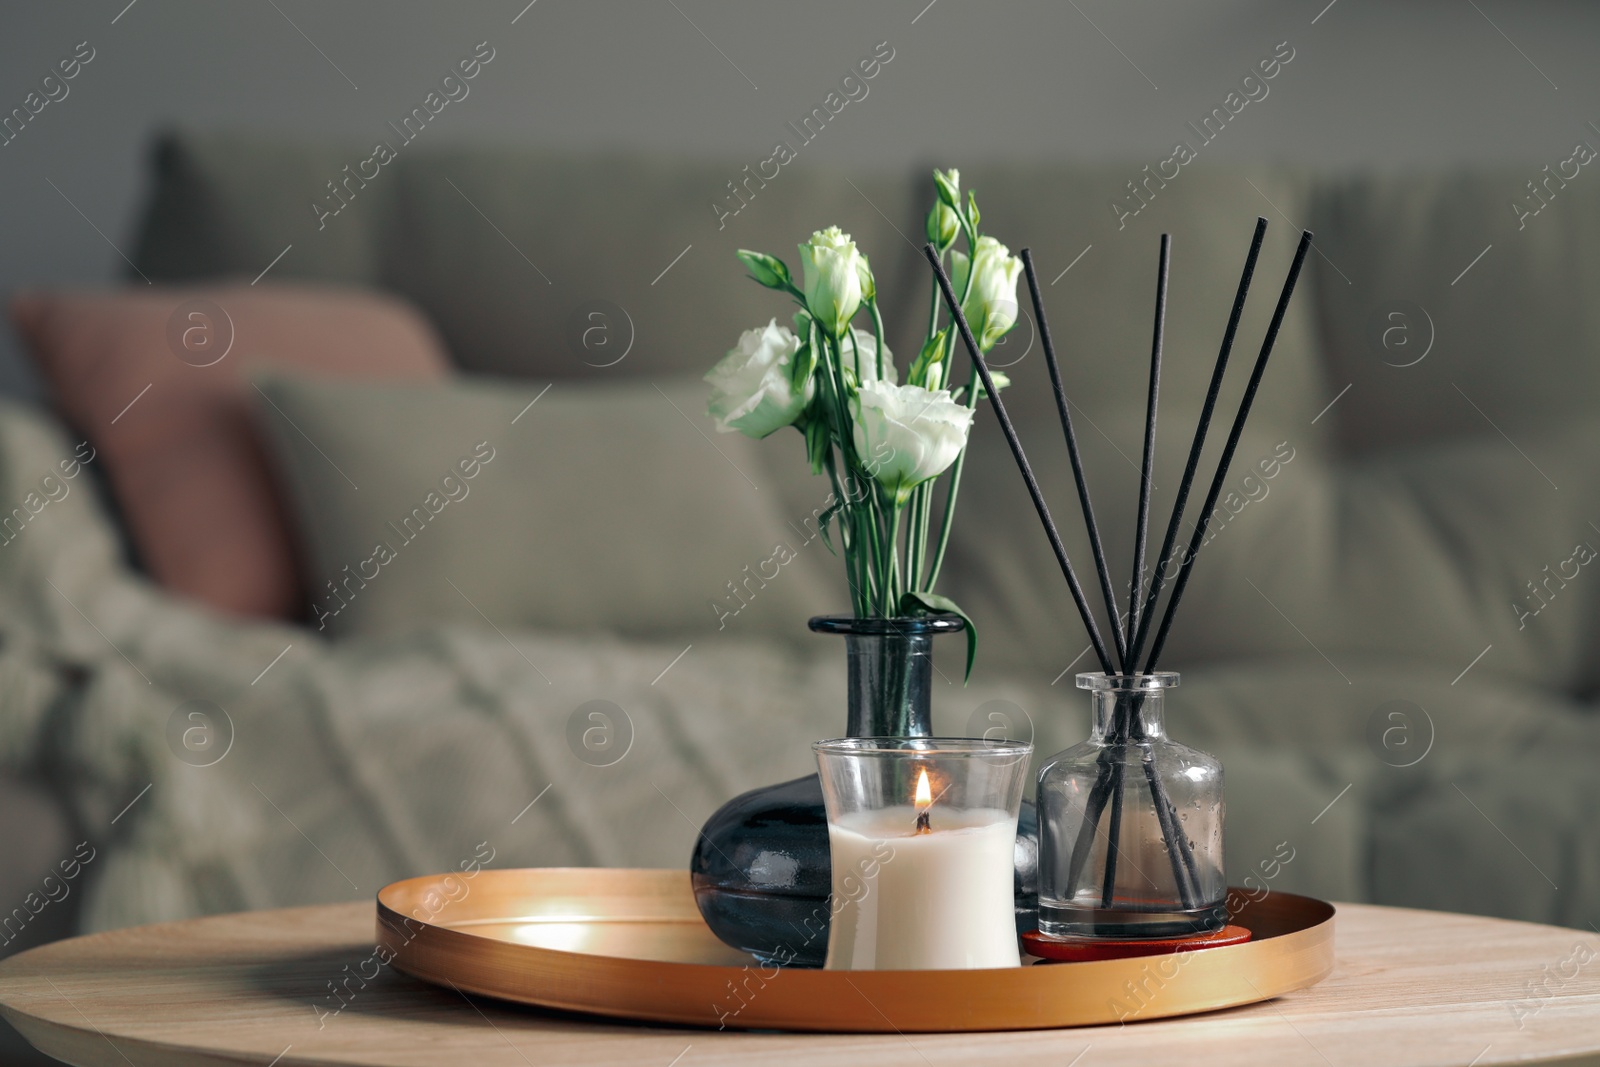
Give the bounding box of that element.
[924,220,1312,940]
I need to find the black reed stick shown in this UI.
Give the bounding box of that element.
[924,244,1118,675]
[1021,248,1127,671]
[1143,229,1314,672]
[1064,766,1116,891]
[1126,218,1268,670]
[1127,235,1169,653]
[1138,723,1199,907]
[1099,744,1127,907]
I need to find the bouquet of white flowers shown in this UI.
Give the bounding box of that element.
[706,170,1020,677]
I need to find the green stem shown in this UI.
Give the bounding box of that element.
[924,451,964,590]
[924,380,982,590]
[869,299,887,382]
[924,224,984,592]
[912,479,934,591]
[821,333,877,615]
[822,449,866,616]
[883,496,903,616]
[850,486,873,614]
[847,333,883,609]
[905,483,925,593]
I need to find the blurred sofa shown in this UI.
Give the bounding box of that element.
[2,129,1598,954]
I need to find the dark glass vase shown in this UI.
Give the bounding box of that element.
[690,614,1039,967]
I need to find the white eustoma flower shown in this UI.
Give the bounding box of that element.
[706,319,809,438]
[839,328,896,386]
[798,226,865,339]
[852,380,974,503]
[951,236,1025,351]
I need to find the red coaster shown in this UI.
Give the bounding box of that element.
[1022,924,1252,963]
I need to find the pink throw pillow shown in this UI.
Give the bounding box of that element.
[10,283,451,619]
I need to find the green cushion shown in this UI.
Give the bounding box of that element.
[254,372,848,642]
[1312,171,1600,453]
[131,131,395,285]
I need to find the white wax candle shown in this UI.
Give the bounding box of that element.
[824,805,1021,970]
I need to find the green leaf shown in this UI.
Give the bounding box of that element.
[815,495,845,556]
[804,416,831,476]
[899,591,979,684]
[790,335,817,396]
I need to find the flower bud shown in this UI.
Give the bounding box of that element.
[909,328,947,388]
[736,249,793,291]
[856,252,876,304]
[951,236,1024,351]
[925,202,959,249]
[798,227,865,339]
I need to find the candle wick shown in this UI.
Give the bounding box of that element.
[915,808,931,835]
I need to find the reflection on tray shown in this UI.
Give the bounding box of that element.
[442,914,756,965]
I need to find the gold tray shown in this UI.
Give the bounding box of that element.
[376,868,1334,1032]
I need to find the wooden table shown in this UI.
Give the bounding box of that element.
[0,900,1597,1066]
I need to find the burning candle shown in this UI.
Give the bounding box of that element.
[814,739,1031,971]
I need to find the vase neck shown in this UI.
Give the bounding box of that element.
[1089,690,1169,742]
[811,615,964,739]
[844,631,934,737]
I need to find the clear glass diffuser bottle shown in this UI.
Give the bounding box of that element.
[1036,672,1227,938]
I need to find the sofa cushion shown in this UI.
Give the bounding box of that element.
[254,372,848,640]
[1158,418,1600,693]
[9,284,451,619]
[1311,170,1600,453]
[130,131,397,287]
[388,149,918,381]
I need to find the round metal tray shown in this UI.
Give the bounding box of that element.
[376,868,1335,1032]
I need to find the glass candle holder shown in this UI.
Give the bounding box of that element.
[814,737,1031,970]
[1036,673,1227,939]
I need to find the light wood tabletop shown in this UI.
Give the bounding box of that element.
[0,898,1597,1066]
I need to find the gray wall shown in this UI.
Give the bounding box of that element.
[2,0,1596,394]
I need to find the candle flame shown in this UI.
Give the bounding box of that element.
[913,768,933,834]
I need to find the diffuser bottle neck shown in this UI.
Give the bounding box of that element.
[1089,690,1166,742]
[1078,672,1179,743]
